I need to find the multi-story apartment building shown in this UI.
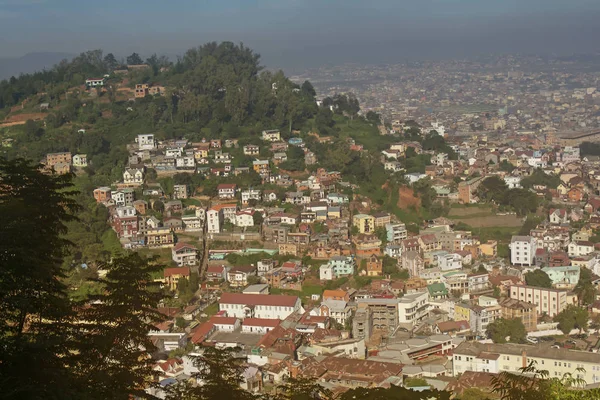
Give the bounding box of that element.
[509,236,537,266]
[509,285,568,317]
[46,152,72,166]
[93,186,112,203]
[352,214,375,234]
[353,298,400,339]
[385,223,408,243]
[453,342,600,385]
[397,291,430,329]
[499,298,537,332]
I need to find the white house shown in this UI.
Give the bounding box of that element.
[235,211,255,227]
[504,176,522,189]
[509,236,537,266]
[384,161,404,172]
[438,253,463,271]
[176,157,195,169]
[219,293,302,320]
[217,184,237,199]
[241,189,262,205]
[138,134,156,150]
[549,209,569,225]
[207,208,222,234]
[123,168,144,185]
[171,242,198,266]
[72,154,88,167]
[257,259,276,276]
[262,130,281,142]
[405,173,428,184]
[243,145,260,156]
[115,206,137,218]
[568,240,594,257]
[317,299,352,326]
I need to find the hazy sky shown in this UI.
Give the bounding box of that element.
[1,0,599,68]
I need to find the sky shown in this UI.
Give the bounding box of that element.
[1,0,599,69]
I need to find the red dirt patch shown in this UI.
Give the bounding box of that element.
[398,186,421,209]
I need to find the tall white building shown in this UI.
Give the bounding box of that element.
[206,208,222,234]
[509,236,536,266]
[397,291,430,328]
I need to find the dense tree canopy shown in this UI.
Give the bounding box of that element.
[525,269,553,288]
[554,305,589,335]
[486,318,527,344]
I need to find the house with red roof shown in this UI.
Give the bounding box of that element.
[206,265,228,282]
[171,242,198,266]
[217,183,237,199]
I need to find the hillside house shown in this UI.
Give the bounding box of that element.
[171,243,198,267]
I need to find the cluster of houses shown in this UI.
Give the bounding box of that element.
[77,126,600,395]
[43,151,88,174]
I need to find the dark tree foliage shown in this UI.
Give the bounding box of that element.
[339,385,451,400]
[524,269,553,288]
[0,158,80,399]
[75,253,164,399]
[554,305,589,335]
[271,377,332,400]
[580,141,600,156]
[127,52,144,65]
[486,318,527,344]
[165,346,255,400]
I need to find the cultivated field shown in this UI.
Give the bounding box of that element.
[448,205,524,228]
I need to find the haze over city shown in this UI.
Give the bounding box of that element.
[1,0,600,71]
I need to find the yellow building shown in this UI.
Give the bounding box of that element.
[352,214,375,234]
[454,303,472,323]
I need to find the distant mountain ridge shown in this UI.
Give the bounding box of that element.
[0,52,74,80]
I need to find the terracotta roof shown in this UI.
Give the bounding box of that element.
[212,316,238,325]
[173,242,196,252]
[219,293,299,307]
[437,320,470,333]
[164,267,190,278]
[207,265,226,274]
[243,318,281,327]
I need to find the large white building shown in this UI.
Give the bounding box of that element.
[453,341,600,385]
[509,285,568,318]
[219,293,302,320]
[509,236,536,266]
[397,291,430,328]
